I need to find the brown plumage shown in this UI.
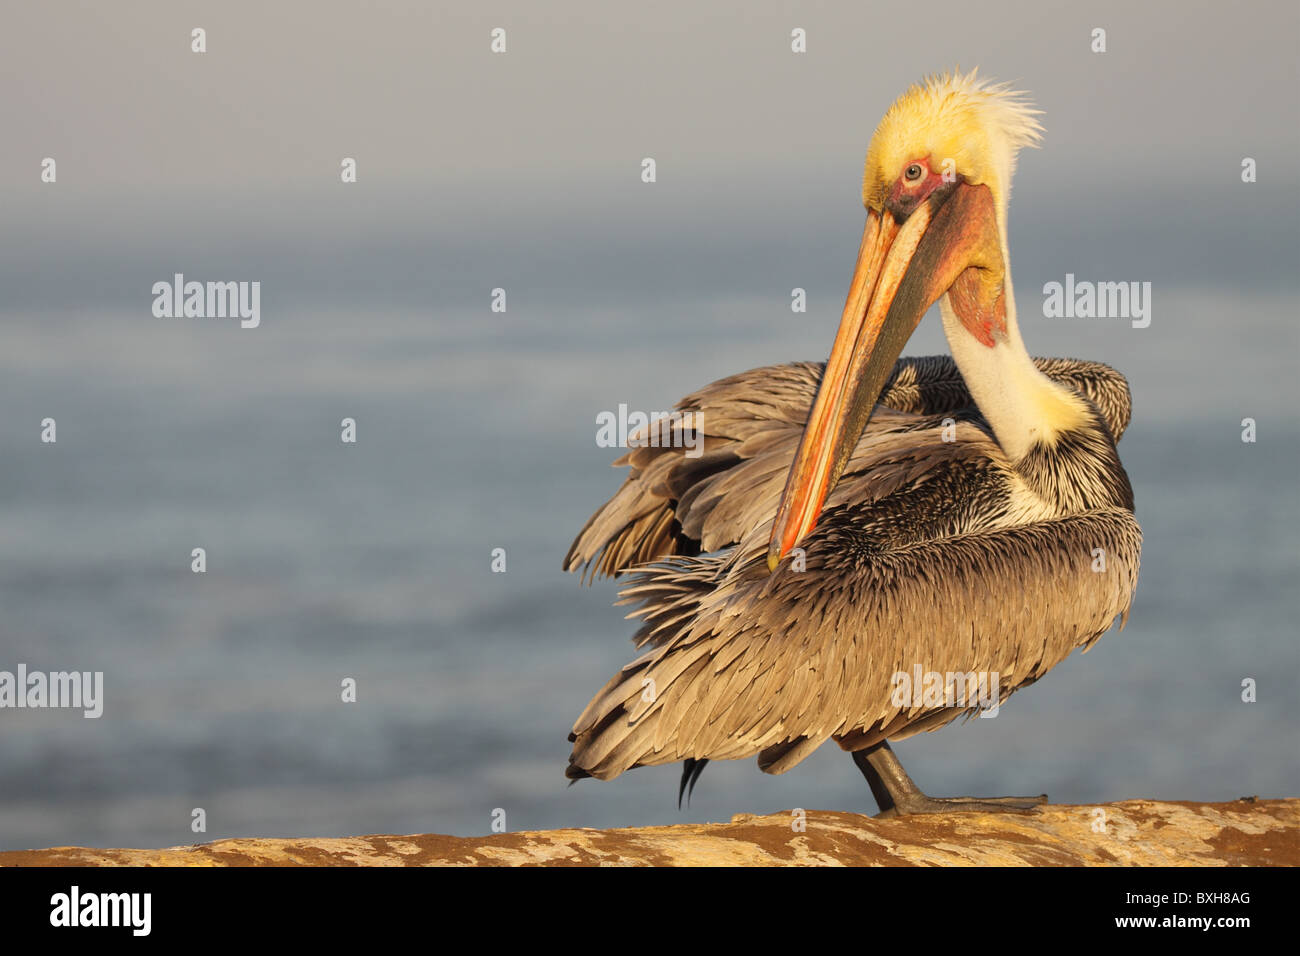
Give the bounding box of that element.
[564,356,1140,782]
[562,72,1143,813]
[565,356,1133,581]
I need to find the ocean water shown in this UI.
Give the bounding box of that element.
[0,295,1296,851]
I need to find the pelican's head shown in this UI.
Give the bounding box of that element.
[768,70,1043,570]
[861,70,1041,225]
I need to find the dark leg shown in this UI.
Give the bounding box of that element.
[851,748,897,813]
[853,741,1047,818]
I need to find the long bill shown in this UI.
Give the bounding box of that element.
[765,181,1005,571]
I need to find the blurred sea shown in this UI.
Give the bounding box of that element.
[0,292,1296,851]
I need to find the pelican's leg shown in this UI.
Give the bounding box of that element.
[852,741,1048,818]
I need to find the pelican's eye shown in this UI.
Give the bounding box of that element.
[903,162,925,183]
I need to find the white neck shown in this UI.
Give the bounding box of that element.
[939,261,1088,461]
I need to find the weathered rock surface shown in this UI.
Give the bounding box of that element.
[2,799,1295,866]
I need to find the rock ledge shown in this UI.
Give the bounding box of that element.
[3,799,1295,866]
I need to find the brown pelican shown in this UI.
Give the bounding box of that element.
[564,70,1141,816]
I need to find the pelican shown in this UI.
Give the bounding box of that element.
[563,70,1141,815]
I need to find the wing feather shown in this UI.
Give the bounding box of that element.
[568,507,1141,780]
[565,356,1132,581]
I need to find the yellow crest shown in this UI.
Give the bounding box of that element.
[862,69,1043,213]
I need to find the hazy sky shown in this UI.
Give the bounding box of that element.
[1,0,1296,312]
